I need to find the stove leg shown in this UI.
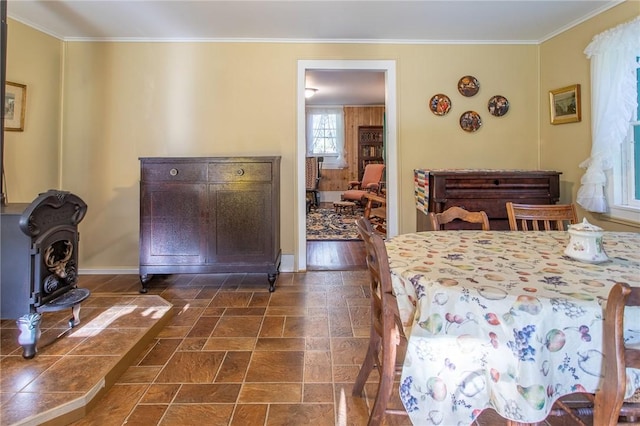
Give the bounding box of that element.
[16,313,42,359]
[69,304,82,328]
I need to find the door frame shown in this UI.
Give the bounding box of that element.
[296,59,398,271]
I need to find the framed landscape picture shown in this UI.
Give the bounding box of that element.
[549,84,581,125]
[4,81,27,131]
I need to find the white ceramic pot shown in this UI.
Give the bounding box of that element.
[564,218,608,263]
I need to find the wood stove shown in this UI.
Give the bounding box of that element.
[1,190,90,358]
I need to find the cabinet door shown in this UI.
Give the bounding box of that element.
[208,182,273,263]
[140,183,208,265]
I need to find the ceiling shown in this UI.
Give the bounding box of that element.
[5,0,625,105]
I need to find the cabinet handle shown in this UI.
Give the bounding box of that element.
[493,179,500,185]
[236,168,245,176]
[169,168,179,176]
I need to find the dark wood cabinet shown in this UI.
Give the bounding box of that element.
[139,157,281,292]
[358,126,384,181]
[415,170,561,231]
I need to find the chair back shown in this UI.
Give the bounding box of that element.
[354,217,407,424]
[594,283,640,425]
[361,163,385,189]
[506,202,578,231]
[363,193,387,236]
[356,217,386,339]
[428,206,490,231]
[305,157,320,190]
[356,217,401,325]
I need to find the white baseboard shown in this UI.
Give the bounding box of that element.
[79,268,139,275]
[319,191,343,203]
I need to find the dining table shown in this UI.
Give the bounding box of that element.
[384,230,640,425]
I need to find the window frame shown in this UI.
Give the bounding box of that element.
[603,58,640,224]
[623,120,640,209]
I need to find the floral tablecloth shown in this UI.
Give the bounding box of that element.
[385,231,640,425]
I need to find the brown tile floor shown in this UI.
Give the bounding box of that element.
[1,272,593,426]
[0,285,172,425]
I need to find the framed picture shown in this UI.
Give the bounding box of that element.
[549,84,581,125]
[4,81,27,131]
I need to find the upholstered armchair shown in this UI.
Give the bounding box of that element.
[341,163,385,204]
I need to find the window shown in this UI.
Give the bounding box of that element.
[603,56,640,222]
[579,16,640,224]
[630,63,640,203]
[306,107,346,169]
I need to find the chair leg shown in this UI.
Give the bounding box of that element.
[594,393,624,426]
[353,331,381,396]
[368,342,398,426]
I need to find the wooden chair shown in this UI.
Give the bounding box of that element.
[342,163,385,204]
[506,202,578,231]
[363,192,387,236]
[353,217,408,425]
[594,283,640,425]
[427,206,490,230]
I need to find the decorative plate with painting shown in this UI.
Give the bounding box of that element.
[488,95,509,117]
[429,94,452,116]
[460,111,482,132]
[458,75,480,97]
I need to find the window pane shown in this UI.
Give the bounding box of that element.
[311,113,338,154]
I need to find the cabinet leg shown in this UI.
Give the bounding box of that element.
[139,274,152,294]
[268,273,277,292]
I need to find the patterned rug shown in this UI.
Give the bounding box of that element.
[306,208,363,240]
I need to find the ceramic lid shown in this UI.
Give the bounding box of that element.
[568,218,603,232]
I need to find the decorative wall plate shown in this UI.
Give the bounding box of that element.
[460,111,482,132]
[488,95,509,117]
[458,75,480,97]
[429,94,452,116]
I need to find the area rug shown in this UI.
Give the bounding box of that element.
[306,208,363,240]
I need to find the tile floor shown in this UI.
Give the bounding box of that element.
[1,272,593,426]
[0,288,172,425]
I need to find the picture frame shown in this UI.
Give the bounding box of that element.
[549,84,581,125]
[4,81,27,131]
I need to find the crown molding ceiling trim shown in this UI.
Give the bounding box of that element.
[7,0,623,45]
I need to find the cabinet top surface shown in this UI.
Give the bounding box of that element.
[140,156,281,162]
[417,169,561,176]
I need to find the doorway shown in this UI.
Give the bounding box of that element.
[296,60,398,272]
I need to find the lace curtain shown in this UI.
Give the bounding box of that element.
[306,107,347,168]
[576,16,640,212]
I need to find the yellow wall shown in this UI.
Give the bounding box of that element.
[540,0,639,232]
[59,42,539,269]
[5,20,62,198]
[4,1,639,271]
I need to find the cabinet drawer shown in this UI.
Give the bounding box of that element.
[440,177,555,196]
[208,162,272,182]
[142,162,206,182]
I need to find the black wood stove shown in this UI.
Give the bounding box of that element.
[1,190,90,358]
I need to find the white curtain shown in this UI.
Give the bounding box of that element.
[306,107,347,168]
[577,16,640,212]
